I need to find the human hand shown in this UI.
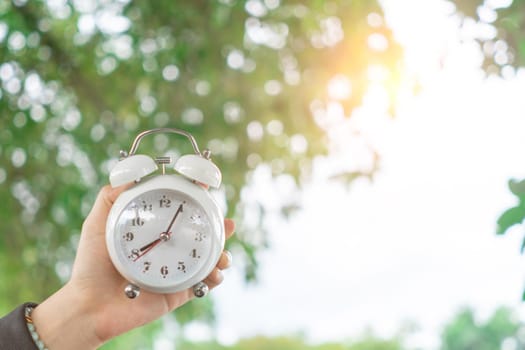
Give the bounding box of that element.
[32,184,235,349]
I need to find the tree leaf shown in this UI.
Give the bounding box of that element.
[508,178,525,197]
[496,205,525,235]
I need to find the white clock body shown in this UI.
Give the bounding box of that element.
[106,175,225,294]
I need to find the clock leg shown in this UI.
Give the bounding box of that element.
[192,282,209,298]
[124,283,141,299]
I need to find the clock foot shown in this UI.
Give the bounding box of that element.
[193,282,209,298]
[124,283,141,299]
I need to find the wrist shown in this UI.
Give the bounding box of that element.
[31,282,103,350]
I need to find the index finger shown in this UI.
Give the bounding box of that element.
[224,218,235,239]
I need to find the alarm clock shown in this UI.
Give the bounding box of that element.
[105,128,225,299]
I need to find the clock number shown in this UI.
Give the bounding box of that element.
[160,265,169,278]
[142,201,152,211]
[143,261,151,273]
[128,249,139,260]
[123,232,134,241]
[190,249,200,258]
[131,216,144,226]
[190,214,203,225]
[194,232,206,242]
[160,195,171,208]
[177,261,186,273]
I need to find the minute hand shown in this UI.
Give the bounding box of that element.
[165,203,184,233]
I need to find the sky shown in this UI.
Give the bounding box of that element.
[169,1,525,349]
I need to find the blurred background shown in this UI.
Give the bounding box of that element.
[2,0,525,349]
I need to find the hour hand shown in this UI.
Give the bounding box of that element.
[139,238,161,253]
[133,238,161,261]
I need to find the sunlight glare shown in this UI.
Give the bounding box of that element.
[327,74,352,100]
[363,83,390,113]
[367,64,389,82]
[367,33,389,51]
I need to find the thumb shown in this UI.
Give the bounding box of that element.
[83,184,129,234]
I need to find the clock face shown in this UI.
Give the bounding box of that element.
[111,188,215,290]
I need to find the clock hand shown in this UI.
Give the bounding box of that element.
[133,239,162,261]
[138,238,162,253]
[132,203,184,262]
[164,203,184,234]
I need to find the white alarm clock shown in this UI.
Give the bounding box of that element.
[105,128,225,299]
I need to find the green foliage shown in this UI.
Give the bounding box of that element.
[450,0,525,298]
[440,307,523,350]
[346,336,404,350]
[172,306,525,350]
[176,334,404,350]
[100,319,163,350]
[451,0,525,73]
[496,179,525,235]
[493,178,525,301]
